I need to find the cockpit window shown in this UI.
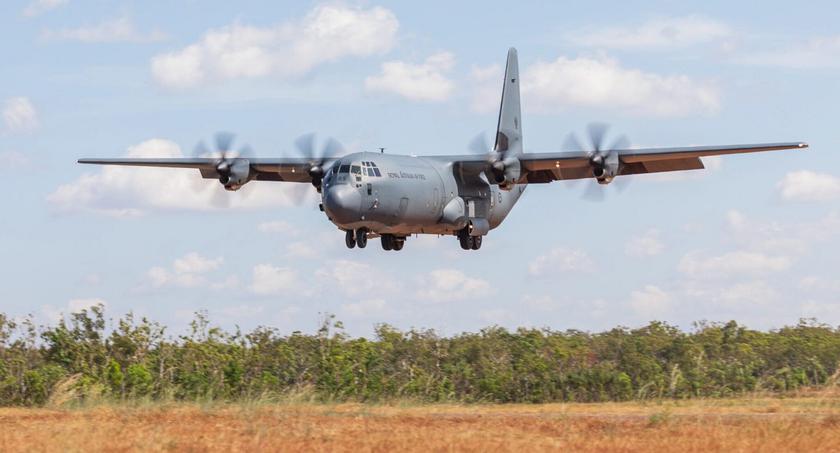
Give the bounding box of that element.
[339,165,350,174]
[351,165,361,175]
[373,168,382,177]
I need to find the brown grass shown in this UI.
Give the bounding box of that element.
[3,396,840,452]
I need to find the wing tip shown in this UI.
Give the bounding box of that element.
[798,142,809,149]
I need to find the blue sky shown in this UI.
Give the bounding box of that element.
[2,0,839,336]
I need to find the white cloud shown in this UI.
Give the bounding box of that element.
[250,264,298,295]
[316,259,399,298]
[625,229,664,257]
[48,139,302,216]
[739,36,840,69]
[568,16,732,50]
[778,170,840,202]
[365,52,456,102]
[150,5,398,89]
[42,17,167,43]
[3,97,38,133]
[173,253,223,274]
[146,252,224,289]
[415,269,490,303]
[629,285,671,318]
[726,209,840,256]
[529,247,594,277]
[678,251,791,279]
[258,220,299,235]
[0,151,29,168]
[469,64,503,113]
[522,56,720,117]
[341,299,387,317]
[42,298,107,324]
[23,0,67,17]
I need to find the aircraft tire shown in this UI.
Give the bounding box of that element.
[345,230,356,249]
[393,238,404,251]
[471,235,482,250]
[356,228,368,248]
[381,234,393,251]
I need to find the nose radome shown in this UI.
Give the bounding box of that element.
[324,184,361,224]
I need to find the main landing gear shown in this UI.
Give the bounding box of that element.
[458,228,483,250]
[345,229,406,251]
[380,234,405,251]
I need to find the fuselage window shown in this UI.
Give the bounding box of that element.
[339,165,350,174]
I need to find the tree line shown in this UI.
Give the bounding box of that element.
[1,305,839,406]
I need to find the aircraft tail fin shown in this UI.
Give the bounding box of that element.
[495,48,523,156]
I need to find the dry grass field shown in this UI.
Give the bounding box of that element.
[3,395,840,452]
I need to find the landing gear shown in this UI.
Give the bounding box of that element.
[355,228,368,248]
[471,235,482,250]
[345,230,356,249]
[380,234,405,251]
[458,228,482,250]
[392,237,405,251]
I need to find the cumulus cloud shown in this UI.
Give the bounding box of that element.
[150,5,398,89]
[777,170,840,202]
[629,285,671,318]
[365,52,456,102]
[625,229,664,257]
[678,251,791,279]
[3,97,38,133]
[48,139,303,216]
[726,209,840,256]
[146,252,225,289]
[0,151,29,168]
[316,259,398,298]
[522,56,720,117]
[42,17,167,43]
[23,0,67,17]
[415,269,490,303]
[529,247,594,277]
[567,16,732,50]
[250,264,298,295]
[739,35,840,69]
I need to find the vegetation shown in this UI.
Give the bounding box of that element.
[1,306,840,406]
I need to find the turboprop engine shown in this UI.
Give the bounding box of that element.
[217,158,251,191]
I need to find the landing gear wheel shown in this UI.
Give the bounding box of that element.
[459,233,474,250]
[381,234,393,251]
[392,238,405,251]
[355,228,368,249]
[345,230,356,249]
[471,235,482,250]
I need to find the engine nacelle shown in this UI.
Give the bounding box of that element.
[491,156,521,190]
[219,159,251,191]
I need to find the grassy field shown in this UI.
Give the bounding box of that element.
[2,395,840,452]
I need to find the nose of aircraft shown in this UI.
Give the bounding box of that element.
[323,184,361,224]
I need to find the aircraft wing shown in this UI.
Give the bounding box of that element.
[516,142,808,183]
[77,157,333,183]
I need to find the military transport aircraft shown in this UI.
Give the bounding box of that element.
[79,48,807,252]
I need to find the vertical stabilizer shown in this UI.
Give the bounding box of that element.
[495,48,523,156]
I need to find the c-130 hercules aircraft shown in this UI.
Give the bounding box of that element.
[80,48,807,252]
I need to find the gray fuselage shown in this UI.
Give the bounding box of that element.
[321,152,524,237]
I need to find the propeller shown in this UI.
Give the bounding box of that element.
[565,123,632,202]
[294,133,344,194]
[190,132,256,208]
[468,132,519,186]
